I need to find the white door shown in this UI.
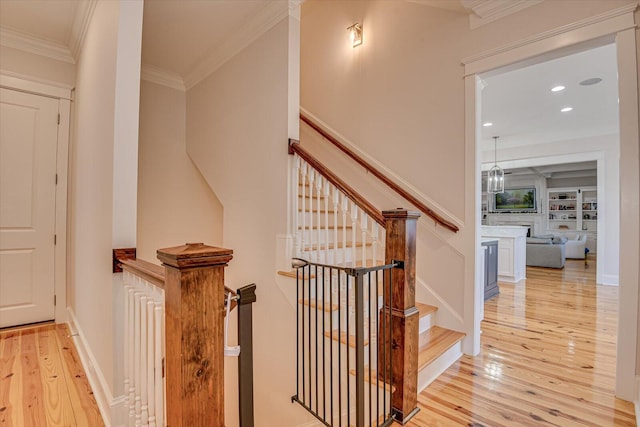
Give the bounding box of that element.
[0,88,58,328]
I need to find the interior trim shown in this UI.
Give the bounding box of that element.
[462,3,637,74]
[0,71,72,99]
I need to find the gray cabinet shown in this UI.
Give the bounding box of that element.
[483,240,499,300]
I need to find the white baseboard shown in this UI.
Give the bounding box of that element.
[599,274,619,286]
[67,308,124,427]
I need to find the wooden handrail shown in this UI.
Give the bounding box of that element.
[121,258,165,288]
[300,113,459,233]
[289,139,385,226]
[120,256,238,311]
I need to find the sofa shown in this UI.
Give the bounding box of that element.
[561,232,587,259]
[526,236,566,268]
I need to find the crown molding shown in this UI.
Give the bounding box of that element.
[184,0,290,90]
[141,64,186,91]
[462,2,638,71]
[405,0,469,14]
[462,0,543,29]
[0,25,75,64]
[69,0,97,61]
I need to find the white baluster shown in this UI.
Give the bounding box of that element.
[293,155,301,259]
[315,174,323,263]
[146,299,155,427]
[350,203,358,267]
[300,162,308,259]
[323,179,330,264]
[154,303,164,427]
[360,214,368,267]
[332,186,339,266]
[123,282,130,425]
[308,170,316,262]
[128,288,136,426]
[372,222,379,268]
[140,295,149,427]
[341,195,349,266]
[134,292,142,426]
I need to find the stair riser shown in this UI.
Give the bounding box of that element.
[417,341,463,393]
[418,313,435,341]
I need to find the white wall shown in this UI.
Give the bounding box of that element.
[137,80,223,262]
[300,0,637,371]
[69,0,143,423]
[186,16,312,427]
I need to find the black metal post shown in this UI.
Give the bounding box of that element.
[237,283,257,427]
[354,271,364,427]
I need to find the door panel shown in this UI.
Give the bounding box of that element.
[0,88,58,328]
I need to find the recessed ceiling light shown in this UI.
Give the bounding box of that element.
[579,77,602,86]
[561,107,573,112]
[483,122,493,127]
[551,85,565,92]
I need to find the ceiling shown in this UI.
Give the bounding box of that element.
[504,161,597,179]
[0,0,78,45]
[480,43,619,150]
[0,0,289,89]
[0,0,614,179]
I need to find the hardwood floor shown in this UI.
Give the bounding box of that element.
[409,258,636,427]
[0,323,104,427]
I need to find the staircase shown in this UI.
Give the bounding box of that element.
[279,137,464,425]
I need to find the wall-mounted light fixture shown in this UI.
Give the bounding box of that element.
[347,23,363,47]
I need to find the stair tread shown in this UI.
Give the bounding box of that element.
[298,299,339,312]
[336,259,385,268]
[298,225,354,230]
[298,208,338,213]
[277,270,315,279]
[418,326,465,370]
[324,330,369,348]
[302,241,373,251]
[416,303,438,319]
[299,193,327,199]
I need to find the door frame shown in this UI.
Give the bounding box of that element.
[1,72,72,325]
[462,4,639,400]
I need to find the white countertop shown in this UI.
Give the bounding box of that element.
[482,225,529,237]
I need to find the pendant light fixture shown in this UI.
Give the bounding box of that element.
[487,136,504,194]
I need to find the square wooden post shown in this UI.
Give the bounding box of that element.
[380,209,420,423]
[157,243,233,427]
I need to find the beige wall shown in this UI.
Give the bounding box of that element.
[69,0,119,393]
[301,0,639,398]
[0,45,75,87]
[137,80,222,262]
[69,0,143,420]
[186,17,313,426]
[301,0,635,222]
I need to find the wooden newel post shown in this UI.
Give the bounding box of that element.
[380,209,420,423]
[157,243,233,427]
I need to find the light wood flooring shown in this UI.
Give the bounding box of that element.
[0,323,103,426]
[409,258,636,427]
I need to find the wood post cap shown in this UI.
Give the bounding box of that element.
[157,243,233,268]
[382,209,421,219]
